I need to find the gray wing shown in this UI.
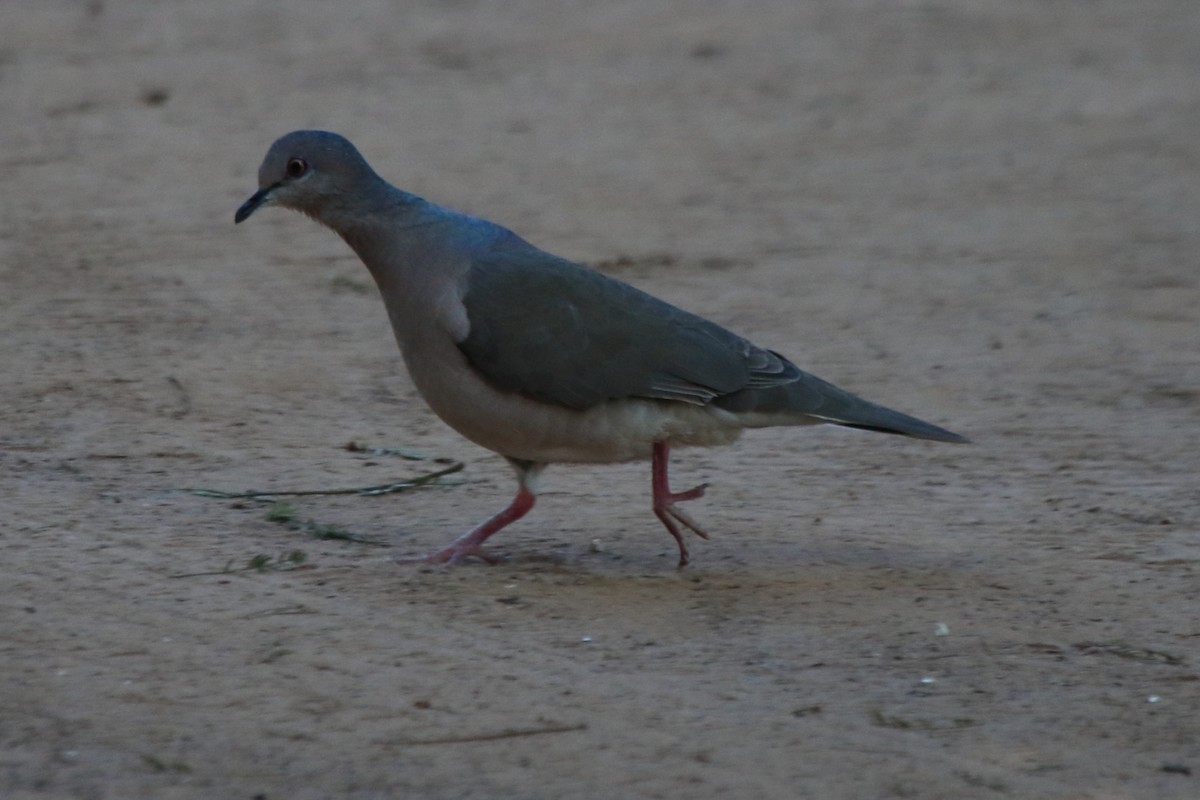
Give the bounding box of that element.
[457,239,966,443]
[457,240,790,410]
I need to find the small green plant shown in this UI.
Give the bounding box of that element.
[264,501,383,544]
[169,551,308,579]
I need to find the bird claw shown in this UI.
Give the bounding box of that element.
[394,478,537,567]
[653,483,711,568]
[393,543,503,566]
[663,497,710,540]
[668,482,708,504]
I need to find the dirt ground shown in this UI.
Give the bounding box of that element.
[3,1,1199,798]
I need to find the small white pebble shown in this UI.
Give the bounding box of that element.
[580,636,592,643]
[920,676,936,685]
[1147,695,1161,703]
[589,539,604,553]
[934,623,950,637]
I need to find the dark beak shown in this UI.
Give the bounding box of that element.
[234,185,276,224]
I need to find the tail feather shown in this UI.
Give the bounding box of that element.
[714,368,968,444]
[814,408,969,444]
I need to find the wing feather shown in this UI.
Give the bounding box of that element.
[456,241,780,410]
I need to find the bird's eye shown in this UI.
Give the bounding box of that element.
[285,158,308,178]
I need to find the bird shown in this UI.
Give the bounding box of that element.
[235,130,966,567]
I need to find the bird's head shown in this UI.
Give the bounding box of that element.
[235,130,379,225]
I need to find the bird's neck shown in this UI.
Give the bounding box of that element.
[331,193,483,350]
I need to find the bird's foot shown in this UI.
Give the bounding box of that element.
[394,480,537,567]
[393,537,503,566]
[653,483,710,568]
[649,442,715,567]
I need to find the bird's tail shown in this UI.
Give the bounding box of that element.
[816,403,968,443]
[715,369,968,443]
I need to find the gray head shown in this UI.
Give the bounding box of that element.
[234,131,383,225]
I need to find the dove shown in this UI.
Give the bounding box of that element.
[236,131,965,566]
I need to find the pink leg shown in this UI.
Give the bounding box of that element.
[395,460,542,565]
[651,441,709,568]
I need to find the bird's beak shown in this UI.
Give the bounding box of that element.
[234,184,278,224]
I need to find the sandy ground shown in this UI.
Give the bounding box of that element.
[3,1,1199,798]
